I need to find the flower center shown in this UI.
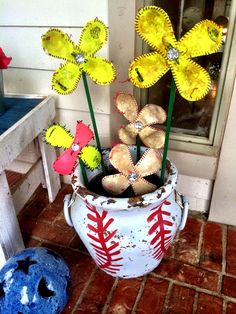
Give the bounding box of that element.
[72,144,80,151]
[75,53,86,64]
[134,121,143,130]
[128,173,138,182]
[167,48,179,61]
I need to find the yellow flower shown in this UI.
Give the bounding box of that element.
[42,19,116,94]
[129,6,222,101]
[102,144,162,196]
[115,92,166,149]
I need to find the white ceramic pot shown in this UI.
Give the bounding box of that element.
[64,147,189,278]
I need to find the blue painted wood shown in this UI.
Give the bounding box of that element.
[0,97,42,135]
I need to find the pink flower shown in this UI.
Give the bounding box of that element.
[0,48,12,69]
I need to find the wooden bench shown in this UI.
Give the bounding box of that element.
[0,95,61,268]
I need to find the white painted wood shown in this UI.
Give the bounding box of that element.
[6,160,33,174]
[0,96,55,172]
[4,70,111,114]
[12,160,45,214]
[38,134,61,202]
[209,78,236,225]
[13,142,40,164]
[0,171,24,266]
[108,0,136,143]
[0,27,109,70]
[168,151,217,180]
[0,0,108,26]
[56,108,111,148]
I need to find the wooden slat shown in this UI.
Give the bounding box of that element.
[0,27,109,70]
[0,171,24,267]
[12,160,45,214]
[0,0,108,26]
[0,96,55,173]
[4,69,111,114]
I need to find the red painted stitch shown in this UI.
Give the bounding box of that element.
[86,203,123,274]
[147,199,173,260]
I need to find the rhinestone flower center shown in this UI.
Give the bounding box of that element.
[128,173,138,182]
[72,144,80,151]
[167,48,179,61]
[75,53,86,64]
[134,121,143,130]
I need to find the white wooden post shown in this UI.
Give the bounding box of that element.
[0,171,24,268]
[38,134,61,202]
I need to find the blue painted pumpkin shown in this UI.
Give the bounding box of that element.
[0,247,70,313]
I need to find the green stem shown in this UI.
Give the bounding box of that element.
[160,78,176,184]
[79,158,88,186]
[82,71,106,175]
[136,134,141,162]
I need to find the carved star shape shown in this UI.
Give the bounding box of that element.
[15,257,37,274]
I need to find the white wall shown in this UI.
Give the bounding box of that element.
[1,0,111,149]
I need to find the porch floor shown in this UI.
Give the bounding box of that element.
[16,183,236,314]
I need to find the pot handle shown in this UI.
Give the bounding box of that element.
[175,191,189,231]
[63,194,75,227]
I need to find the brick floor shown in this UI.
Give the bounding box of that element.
[10,180,236,313]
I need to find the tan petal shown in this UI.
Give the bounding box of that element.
[102,174,130,195]
[109,144,135,176]
[131,178,157,196]
[118,124,138,145]
[115,93,138,122]
[139,126,165,149]
[135,148,162,177]
[138,104,166,126]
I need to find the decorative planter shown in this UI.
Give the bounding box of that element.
[64,147,189,278]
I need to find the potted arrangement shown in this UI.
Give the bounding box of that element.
[42,6,222,278]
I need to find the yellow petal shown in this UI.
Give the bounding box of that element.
[84,56,115,85]
[131,178,157,196]
[44,124,73,148]
[136,6,176,54]
[129,52,169,88]
[118,124,138,145]
[52,62,82,94]
[135,148,162,177]
[115,93,138,123]
[139,126,165,149]
[102,174,130,195]
[178,20,222,58]
[109,144,135,176]
[76,19,107,56]
[80,146,101,170]
[138,104,166,125]
[170,55,211,101]
[42,29,76,63]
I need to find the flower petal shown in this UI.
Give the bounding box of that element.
[76,19,108,56]
[42,29,75,63]
[135,148,162,177]
[109,144,135,176]
[129,52,169,88]
[118,124,138,145]
[178,20,222,58]
[80,146,101,170]
[139,126,165,149]
[102,174,130,195]
[115,93,138,122]
[52,62,82,94]
[84,56,115,85]
[44,124,73,149]
[138,104,166,125]
[136,6,176,54]
[131,178,157,196]
[170,55,211,101]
